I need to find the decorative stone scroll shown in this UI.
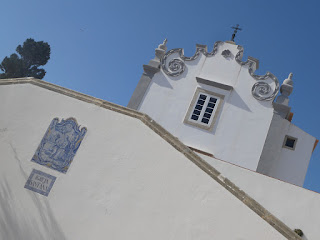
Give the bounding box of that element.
[160,41,223,77]
[235,45,279,101]
[160,42,279,101]
[31,118,87,173]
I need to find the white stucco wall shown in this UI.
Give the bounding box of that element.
[201,153,320,240]
[138,42,275,170]
[273,123,315,186]
[257,113,316,186]
[0,83,286,240]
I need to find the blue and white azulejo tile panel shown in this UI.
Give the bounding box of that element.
[24,169,56,196]
[31,118,87,173]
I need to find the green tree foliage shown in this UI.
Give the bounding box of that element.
[0,38,51,79]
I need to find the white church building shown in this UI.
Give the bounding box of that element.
[0,38,320,240]
[128,39,317,188]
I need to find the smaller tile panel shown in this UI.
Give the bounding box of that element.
[24,169,56,196]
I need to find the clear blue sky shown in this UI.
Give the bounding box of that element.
[2,0,320,192]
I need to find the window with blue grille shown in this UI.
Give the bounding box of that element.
[184,88,224,130]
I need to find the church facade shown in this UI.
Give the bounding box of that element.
[128,40,317,187]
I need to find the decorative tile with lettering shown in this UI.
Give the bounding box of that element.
[24,169,56,196]
[31,118,87,173]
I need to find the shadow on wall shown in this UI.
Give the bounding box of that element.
[153,73,173,89]
[228,90,251,112]
[0,145,66,240]
[0,179,66,240]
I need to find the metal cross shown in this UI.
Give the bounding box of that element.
[231,24,242,42]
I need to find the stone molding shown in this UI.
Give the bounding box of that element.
[196,77,233,91]
[0,77,302,240]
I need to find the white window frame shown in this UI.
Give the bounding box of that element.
[184,88,224,131]
[283,135,298,150]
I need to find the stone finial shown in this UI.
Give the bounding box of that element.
[280,73,293,97]
[283,73,293,85]
[158,39,167,51]
[143,39,168,77]
[155,38,167,60]
[274,73,294,119]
